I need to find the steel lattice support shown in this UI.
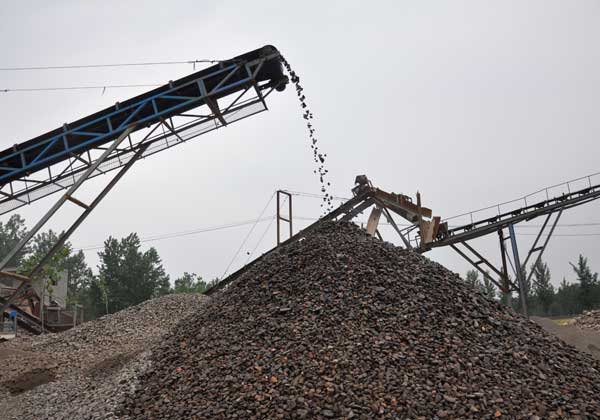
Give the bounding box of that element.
[508,223,528,317]
[449,241,513,294]
[276,190,293,245]
[0,127,145,316]
[0,46,287,216]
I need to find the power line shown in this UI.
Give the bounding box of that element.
[72,207,600,253]
[283,190,351,202]
[244,200,282,264]
[0,59,224,71]
[75,217,273,252]
[293,215,600,229]
[514,233,600,237]
[221,192,277,279]
[1,84,161,93]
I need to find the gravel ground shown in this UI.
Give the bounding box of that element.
[575,309,600,332]
[0,293,207,420]
[118,222,600,419]
[532,316,600,360]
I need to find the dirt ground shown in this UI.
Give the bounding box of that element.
[532,316,600,360]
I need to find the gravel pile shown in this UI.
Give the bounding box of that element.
[118,222,600,419]
[0,293,206,420]
[576,309,600,332]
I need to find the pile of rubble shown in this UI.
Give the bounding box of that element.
[576,309,600,332]
[0,293,206,420]
[119,222,600,419]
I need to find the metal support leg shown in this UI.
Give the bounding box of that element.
[380,206,412,249]
[508,223,528,317]
[276,190,293,246]
[450,242,506,291]
[366,207,382,236]
[498,229,512,307]
[523,209,563,288]
[0,126,138,315]
[0,126,136,272]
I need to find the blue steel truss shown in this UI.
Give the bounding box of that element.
[0,46,287,215]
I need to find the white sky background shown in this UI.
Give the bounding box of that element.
[0,0,598,288]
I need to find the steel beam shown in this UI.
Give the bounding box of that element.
[449,243,505,292]
[498,229,512,306]
[276,190,293,245]
[431,184,600,248]
[523,209,563,288]
[380,206,412,249]
[508,223,528,317]
[0,127,138,316]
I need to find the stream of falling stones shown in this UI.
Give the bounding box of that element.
[280,56,333,214]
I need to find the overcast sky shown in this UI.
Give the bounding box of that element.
[1,0,598,288]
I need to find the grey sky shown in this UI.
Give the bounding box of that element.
[0,0,598,287]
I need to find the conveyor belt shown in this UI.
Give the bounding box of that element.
[428,182,600,248]
[0,45,287,214]
[1,297,47,334]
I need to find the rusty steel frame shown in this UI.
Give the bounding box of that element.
[276,190,293,245]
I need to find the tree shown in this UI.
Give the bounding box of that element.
[570,254,599,311]
[18,229,93,306]
[481,275,497,299]
[0,214,29,268]
[19,230,71,303]
[553,278,582,316]
[97,233,170,313]
[465,269,481,290]
[531,259,554,315]
[173,272,207,294]
[464,269,496,299]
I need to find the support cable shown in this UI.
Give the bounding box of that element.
[0,59,226,71]
[245,199,284,264]
[75,217,274,251]
[221,192,276,279]
[1,84,161,93]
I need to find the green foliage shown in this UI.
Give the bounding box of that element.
[465,269,480,289]
[0,214,29,268]
[570,254,599,311]
[173,272,207,294]
[464,269,497,299]
[532,259,554,315]
[550,278,582,316]
[18,229,93,305]
[98,233,170,314]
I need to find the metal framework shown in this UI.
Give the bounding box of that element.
[0,45,287,215]
[0,45,288,328]
[207,173,600,320]
[276,190,293,245]
[413,173,600,316]
[206,176,432,295]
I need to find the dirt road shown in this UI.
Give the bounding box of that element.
[532,316,600,360]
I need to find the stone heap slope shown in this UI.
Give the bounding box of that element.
[575,309,600,332]
[0,293,206,420]
[119,222,600,419]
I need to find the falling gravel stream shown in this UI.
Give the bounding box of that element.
[281,56,333,213]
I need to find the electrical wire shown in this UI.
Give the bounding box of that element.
[286,191,600,228]
[74,216,273,252]
[244,197,286,264]
[514,233,600,237]
[71,197,599,253]
[1,84,161,93]
[0,59,224,71]
[221,192,277,279]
